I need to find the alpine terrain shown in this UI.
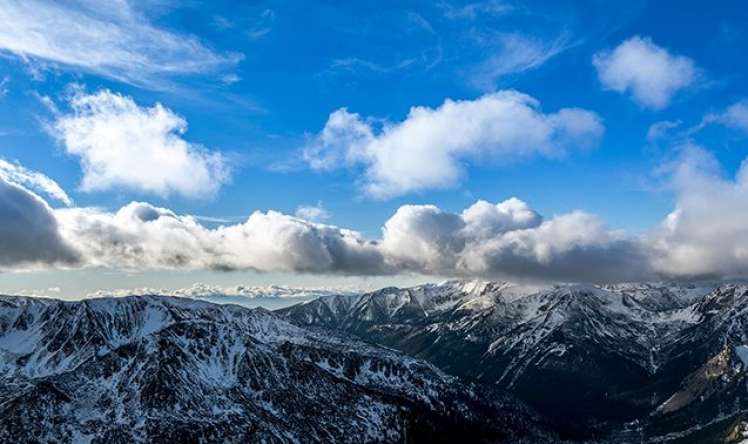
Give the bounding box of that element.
[0,294,556,443]
[279,280,748,443]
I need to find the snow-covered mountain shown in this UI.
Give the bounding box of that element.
[85,283,359,309]
[279,280,748,442]
[0,294,556,443]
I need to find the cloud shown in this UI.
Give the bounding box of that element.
[441,1,513,19]
[54,202,387,275]
[468,33,571,91]
[247,9,276,40]
[647,144,748,279]
[52,90,230,198]
[0,176,78,269]
[47,197,645,282]
[295,202,331,222]
[593,36,696,109]
[718,101,748,132]
[304,90,604,199]
[329,57,417,75]
[0,76,8,98]
[0,0,241,87]
[380,199,649,282]
[458,211,651,282]
[0,158,72,205]
[701,100,748,133]
[646,120,682,145]
[8,152,748,283]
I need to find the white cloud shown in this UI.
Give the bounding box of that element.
[329,57,417,75]
[460,198,542,238]
[648,144,748,279]
[719,101,748,132]
[305,90,604,199]
[701,100,748,133]
[0,0,241,86]
[0,76,8,98]
[0,169,656,281]
[48,196,643,282]
[593,36,696,109]
[646,120,682,144]
[54,202,386,274]
[8,152,748,283]
[458,211,649,282]
[442,1,513,19]
[53,90,230,198]
[381,204,467,272]
[295,202,331,222]
[0,158,72,205]
[380,199,648,282]
[247,9,276,40]
[469,33,570,91]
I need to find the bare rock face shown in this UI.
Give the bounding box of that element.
[0,294,556,444]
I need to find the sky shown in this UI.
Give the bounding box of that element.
[1,0,748,298]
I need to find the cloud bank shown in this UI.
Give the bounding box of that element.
[53,90,230,198]
[304,90,604,199]
[54,202,386,275]
[593,36,696,109]
[3,137,748,282]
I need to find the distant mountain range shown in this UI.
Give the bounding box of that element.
[85,283,359,309]
[5,280,748,442]
[278,280,748,442]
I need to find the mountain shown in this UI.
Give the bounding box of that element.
[278,280,748,442]
[0,294,557,443]
[85,283,359,309]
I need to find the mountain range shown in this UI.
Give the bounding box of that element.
[4,280,748,442]
[0,294,555,443]
[278,280,748,443]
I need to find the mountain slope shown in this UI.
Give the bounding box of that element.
[0,294,555,443]
[278,280,740,440]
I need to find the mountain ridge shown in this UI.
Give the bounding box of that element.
[278,279,748,442]
[0,293,556,443]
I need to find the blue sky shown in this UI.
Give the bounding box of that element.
[1,0,748,297]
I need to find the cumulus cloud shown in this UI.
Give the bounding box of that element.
[53,90,230,198]
[380,199,649,282]
[47,196,644,282]
[648,144,748,279]
[593,36,696,109]
[54,202,387,275]
[0,0,241,86]
[304,91,604,199]
[0,176,78,269]
[458,211,651,282]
